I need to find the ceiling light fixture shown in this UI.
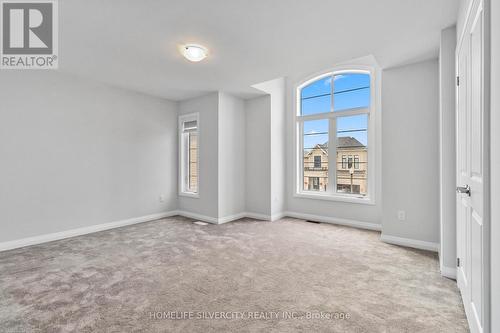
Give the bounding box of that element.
[181,44,208,62]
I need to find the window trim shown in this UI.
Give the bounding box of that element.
[293,66,376,205]
[179,112,200,198]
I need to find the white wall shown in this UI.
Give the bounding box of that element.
[218,93,246,218]
[439,26,457,272]
[381,59,440,244]
[252,78,287,218]
[244,96,272,216]
[490,0,500,329]
[177,93,219,219]
[0,71,177,243]
[178,92,246,221]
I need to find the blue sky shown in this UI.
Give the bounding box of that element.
[302,74,369,150]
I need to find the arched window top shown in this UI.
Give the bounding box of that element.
[299,71,371,116]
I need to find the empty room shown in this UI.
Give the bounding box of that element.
[0,0,498,332]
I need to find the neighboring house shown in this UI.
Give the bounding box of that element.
[303,137,367,195]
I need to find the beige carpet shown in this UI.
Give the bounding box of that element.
[0,216,468,332]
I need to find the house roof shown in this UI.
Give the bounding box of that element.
[337,137,365,148]
[306,137,364,157]
[318,137,365,149]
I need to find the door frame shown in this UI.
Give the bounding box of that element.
[455,0,491,332]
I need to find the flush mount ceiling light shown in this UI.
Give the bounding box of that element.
[181,44,208,62]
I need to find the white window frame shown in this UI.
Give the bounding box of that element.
[293,66,376,205]
[179,112,199,198]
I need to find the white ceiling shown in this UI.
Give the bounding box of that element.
[60,0,458,101]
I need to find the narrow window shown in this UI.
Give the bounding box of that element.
[314,156,322,168]
[179,113,199,196]
[297,71,371,200]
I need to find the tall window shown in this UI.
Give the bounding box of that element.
[297,71,371,199]
[179,113,199,196]
[314,156,322,168]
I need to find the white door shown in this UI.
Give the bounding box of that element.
[456,0,489,332]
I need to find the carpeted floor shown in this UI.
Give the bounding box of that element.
[0,216,469,332]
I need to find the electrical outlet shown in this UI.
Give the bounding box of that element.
[159,195,165,203]
[397,210,406,221]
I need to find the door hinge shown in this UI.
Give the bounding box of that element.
[456,76,460,86]
[457,257,460,267]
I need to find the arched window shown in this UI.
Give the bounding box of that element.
[296,69,374,202]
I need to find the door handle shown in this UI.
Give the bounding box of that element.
[456,185,471,196]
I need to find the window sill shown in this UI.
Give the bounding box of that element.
[179,191,199,199]
[293,191,374,205]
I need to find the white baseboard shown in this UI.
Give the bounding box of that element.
[244,212,272,221]
[174,210,218,224]
[1,210,439,256]
[218,212,247,224]
[284,211,382,231]
[0,211,177,252]
[440,265,457,279]
[174,210,247,224]
[380,234,440,252]
[241,211,286,222]
[174,211,284,224]
[270,212,286,221]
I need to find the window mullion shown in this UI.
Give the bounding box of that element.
[328,114,337,194]
[328,74,336,194]
[296,113,333,122]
